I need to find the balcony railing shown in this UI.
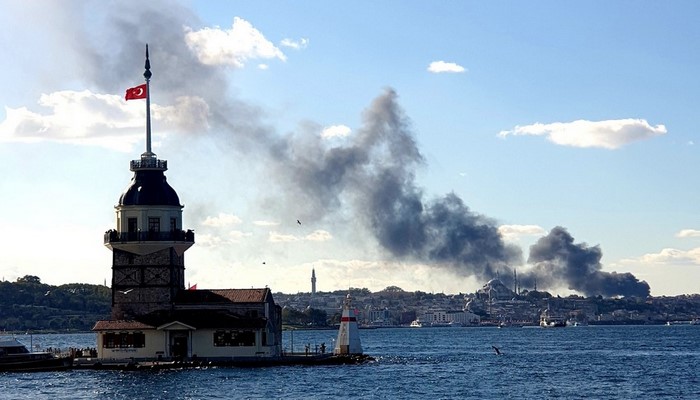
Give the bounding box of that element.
[104,229,194,244]
[130,158,167,171]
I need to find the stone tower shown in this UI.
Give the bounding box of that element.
[311,268,316,295]
[104,46,194,319]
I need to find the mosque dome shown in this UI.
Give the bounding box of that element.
[118,169,181,207]
[477,278,514,301]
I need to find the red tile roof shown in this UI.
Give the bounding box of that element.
[174,288,271,304]
[93,310,267,331]
[92,320,155,331]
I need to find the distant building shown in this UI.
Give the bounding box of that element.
[366,306,391,326]
[417,309,480,326]
[93,49,282,362]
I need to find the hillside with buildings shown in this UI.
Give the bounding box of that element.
[2,275,700,332]
[275,279,700,327]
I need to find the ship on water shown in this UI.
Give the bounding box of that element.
[539,307,567,328]
[0,338,73,372]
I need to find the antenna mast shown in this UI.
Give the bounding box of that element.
[144,44,154,157]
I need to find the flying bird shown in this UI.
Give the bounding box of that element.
[492,345,502,355]
[297,219,302,225]
[118,289,134,295]
[44,291,51,296]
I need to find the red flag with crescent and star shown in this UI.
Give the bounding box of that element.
[125,84,147,100]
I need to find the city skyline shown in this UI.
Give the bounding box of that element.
[1,1,700,296]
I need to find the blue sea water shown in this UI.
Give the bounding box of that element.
[1,325,699,399]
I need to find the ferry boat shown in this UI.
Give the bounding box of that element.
[539,309,566,328]
[0,338,73,372]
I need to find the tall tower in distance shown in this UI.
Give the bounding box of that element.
[104,46,194,320]
[311,268,317,295]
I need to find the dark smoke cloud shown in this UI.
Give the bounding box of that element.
[53,1,649,297]
[270,89,522,279]
[525,227,650,297]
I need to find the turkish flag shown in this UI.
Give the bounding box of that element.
[125,84,147,100]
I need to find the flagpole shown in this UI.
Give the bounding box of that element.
[144,44,153,156]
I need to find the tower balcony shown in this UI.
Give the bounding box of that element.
[105,229,194,244]
[130,157,167,171]
[104,229,194,256]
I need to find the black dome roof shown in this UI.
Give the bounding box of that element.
[119,170,181,206]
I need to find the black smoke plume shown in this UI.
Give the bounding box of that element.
[270,90,522,280]
[525,227,650,297]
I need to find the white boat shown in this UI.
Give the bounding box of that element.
[409,319,423,328]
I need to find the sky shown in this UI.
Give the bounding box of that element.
[1,1,699,297]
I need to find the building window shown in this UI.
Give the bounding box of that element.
[102,331,146,348]
[148,218,160,240]
[170,218,177,232]
[128,218,138,241]
[213,330,256,347]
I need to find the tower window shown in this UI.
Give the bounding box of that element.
[128,218,137,241]
[148,217,160,232]
[148,218,160,240]
[170,218,177,232]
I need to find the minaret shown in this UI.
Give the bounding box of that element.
[311,268,316,295]
[334,293,363,355]
[104,45,194,320]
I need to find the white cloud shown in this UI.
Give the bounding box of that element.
[269,231,299,242]
[305,230,332,242]
[427,61,466,73]
[498,224,546,242]
[268,230,332,242]
[620,247,700,266]
[321,124,351,139]
[228,230,252,242]
[0,90,147,151]
[201,213,242,227]
[677,229,700,238]
[498,119,667,149]
[253,220,279,227]
[184,17,286,67]
[280,38,309,50]
[0,90,209,151]
[192,233,224,248]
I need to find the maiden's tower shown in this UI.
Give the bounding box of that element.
[92,46,282,363]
